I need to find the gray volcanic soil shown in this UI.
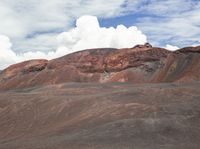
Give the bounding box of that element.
[0,82,200,149]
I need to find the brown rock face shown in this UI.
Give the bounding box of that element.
[0,44,200,90]
[0,59,48,79]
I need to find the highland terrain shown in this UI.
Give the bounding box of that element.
[0,44,200,149]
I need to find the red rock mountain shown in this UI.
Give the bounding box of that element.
[0,43,200,90]
[0,43,200,149]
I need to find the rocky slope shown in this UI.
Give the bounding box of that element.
[0,43,200,90]
[0,82,200,149]
[0,43,200,149]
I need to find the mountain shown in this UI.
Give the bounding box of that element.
[0,43,200,90]
[0,43,200,149]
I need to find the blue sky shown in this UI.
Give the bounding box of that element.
[99,0,200,47]
[0,0,200,69]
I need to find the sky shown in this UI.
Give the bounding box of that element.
[0,0,200,69]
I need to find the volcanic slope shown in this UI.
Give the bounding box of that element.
[0,82,200,149]
[0,44,200,90]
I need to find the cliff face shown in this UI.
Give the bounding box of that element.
[0,44,199,90]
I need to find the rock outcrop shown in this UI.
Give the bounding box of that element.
[0,44,199,90]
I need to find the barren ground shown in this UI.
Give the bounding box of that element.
[0,82,200,149]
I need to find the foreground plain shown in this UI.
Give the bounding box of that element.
[0,82,200,149]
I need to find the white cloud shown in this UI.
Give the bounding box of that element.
[0,15,147,70]
[165,44,179,51]
[57,15,147,53]
[0,34,69,69]
[0,0,135,53]
[0,0,199,69]
[135,0,200,47]
[139,0,196,16]
[0,0,199,53]
[0,35,17,69]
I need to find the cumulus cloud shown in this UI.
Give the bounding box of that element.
[0,15,147,70]
[0,33,71,69]
[0,0,138,52]
[0,35,17,69]
[57,15,147,53]
[165,44,179,51]
[0,0,199,52]
[0,34,70,69]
